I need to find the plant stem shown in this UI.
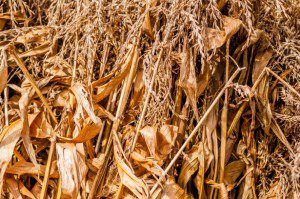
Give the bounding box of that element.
[40,137,56,199]
[220,39,230,183]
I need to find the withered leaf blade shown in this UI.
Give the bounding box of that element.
[71,82,102,125]
[252,49,273,82]
[5,177,22,199]
[18,180,37,199]
[142,12,155,40]
[6,161,58,178]
[193,142,205,198]
[56,143,88,198]
[178,145,199,188]
[256,74,272,135]
[19,41,51,58]
[270,118,293,153]
[113,138,149,198]
[233,29,264,59]
[29,111,53,138]
[140,125,178,164]
[93,46,135,102]
[223,16,242,38]
[153,178,191,199]
[57,121,102,143]
[224,160,245,185]
[19,89,38,166]
[0,113,38,191]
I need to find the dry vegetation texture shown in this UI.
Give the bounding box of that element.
[0,0,300,198]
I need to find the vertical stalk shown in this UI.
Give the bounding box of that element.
[220,39,230,183]
[55,177,62,199]
[89,41,140,198]
[40,137,56,199]
[4,87,8,126]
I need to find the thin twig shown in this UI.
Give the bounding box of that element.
[269,69,292,93]
[266,68,300,99]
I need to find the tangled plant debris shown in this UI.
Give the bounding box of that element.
[0,0,299,198]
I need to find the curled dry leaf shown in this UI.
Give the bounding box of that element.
[223,16,242,38]
[57,120,102,143]
[131,151,163,176]
[204,16,242,51]
[178,145,200,188]
[153,178,191,199]
[114,139,149,198]
[93,46,135,102]
[0,113,38,191]
[204,28,227,51]
[252,49,273,83]
[178,39,200,117]
[29,111,53,138]
[6,161,58,178]
[56,143,88,198]
[140,125,178,164]
[71,83,101,125]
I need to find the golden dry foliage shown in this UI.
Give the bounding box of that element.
[0,0,299,198]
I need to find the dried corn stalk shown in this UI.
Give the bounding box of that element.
[0,0,299,198]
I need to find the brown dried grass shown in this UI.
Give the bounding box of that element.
[0,0,299,198]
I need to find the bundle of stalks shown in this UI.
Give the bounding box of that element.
[0,0,299,198]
